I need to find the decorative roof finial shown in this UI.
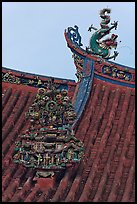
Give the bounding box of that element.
[86,8,119,60]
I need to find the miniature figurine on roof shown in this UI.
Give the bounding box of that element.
[86,8,119,60]
[64,8,119,82]
[13,78,84,177]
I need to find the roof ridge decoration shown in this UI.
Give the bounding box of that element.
[67,25,83,47]
[2,70,70,90]
[64,8,135,85]
[13,79,84,178]
[86,8,119,60]
[66,8,119,62]
[102,65,132,81]
[2,71,21,85]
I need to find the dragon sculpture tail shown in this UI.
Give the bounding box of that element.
[100,8,111,29]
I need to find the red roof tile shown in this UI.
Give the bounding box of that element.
[2,66,135,202]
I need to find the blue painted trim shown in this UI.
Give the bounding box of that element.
[73,59,94,128]
[94,74,135,88]
[77,60,94,118]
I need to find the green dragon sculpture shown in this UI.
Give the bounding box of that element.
[86,8,119,60]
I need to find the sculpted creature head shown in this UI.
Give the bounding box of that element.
[101,34,118,50]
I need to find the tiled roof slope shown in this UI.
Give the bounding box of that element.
[73,78,135,202]
[2,66,135,202]
[63,26,135,202]
[2,68,77,202]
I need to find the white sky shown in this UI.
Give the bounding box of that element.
[2,2,135,80]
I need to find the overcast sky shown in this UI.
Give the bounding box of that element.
[2,2,135,80]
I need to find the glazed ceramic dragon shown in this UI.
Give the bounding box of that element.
[86,8,119,60]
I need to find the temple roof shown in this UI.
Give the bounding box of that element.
[2,10,135,201]
[2,60,135,202]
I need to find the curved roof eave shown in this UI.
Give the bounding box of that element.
[64,31,135,83]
